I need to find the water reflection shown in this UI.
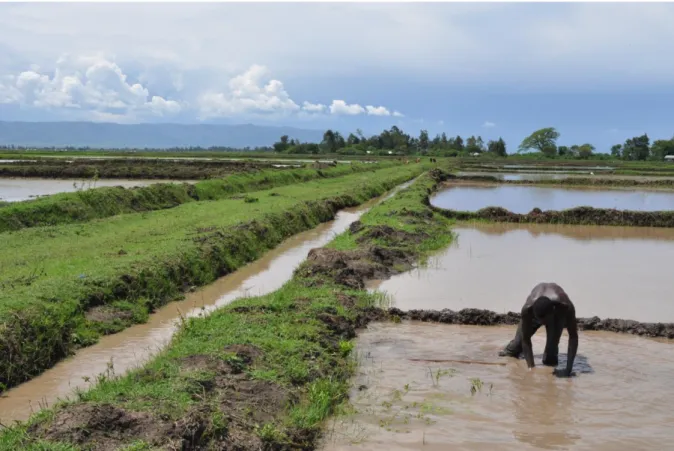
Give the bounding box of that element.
[431,184,674,213]
[0,178,190,202]
[370,223,674,322]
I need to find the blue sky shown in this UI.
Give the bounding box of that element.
[0,2,673,152]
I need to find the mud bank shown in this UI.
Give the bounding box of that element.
[434,204,674,228]
[0,169,453,450]
[0,161,398,232]
[387,308,674,339]
[0,165,424,395]
[0,157,288,180]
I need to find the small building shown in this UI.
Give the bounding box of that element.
[665,155,674,162]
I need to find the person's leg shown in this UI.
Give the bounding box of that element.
[500,318,542,357]
[542,315,564,366]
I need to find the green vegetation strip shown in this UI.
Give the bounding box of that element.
[0,161,398,232]
[0,163,427,393]
[0,169,454,450]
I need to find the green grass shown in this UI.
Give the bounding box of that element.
[0,168,456,450]
[0,161,401,232]
[0,164,430,393]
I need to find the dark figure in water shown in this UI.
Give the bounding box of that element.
[499,282,579,377]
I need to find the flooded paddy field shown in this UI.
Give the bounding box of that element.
[368,222,674,322]
[457,171,674,182]
[0,177,192,202]
[322,321,674,451]
[431,183,674,213]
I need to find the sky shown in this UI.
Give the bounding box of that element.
[0,2,673,152]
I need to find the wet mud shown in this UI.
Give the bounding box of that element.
[322,321,674,451]
[0,182,412,425]
[26,345,286,451]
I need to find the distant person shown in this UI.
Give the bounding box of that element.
[499,282,578,377]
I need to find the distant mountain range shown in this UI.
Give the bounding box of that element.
[0,121,326,149]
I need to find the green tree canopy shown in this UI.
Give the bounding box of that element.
[518,127,560,156]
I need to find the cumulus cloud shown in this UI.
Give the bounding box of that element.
[482,121,496,128]
[393,111,405,118]
[198,66,403,119]
[301,101,326,113]
[0,54,181,118]
[329,100,365,116]
[365,105,390,116]
[198,64,300,118]
[0,57,404,122]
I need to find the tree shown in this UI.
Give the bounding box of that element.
[650,139,674,160]
[621,134,650,161]
[557,146,570,157]
[419,129,429,151]
[466,135,484,153]
[322,130,336,153]
[610,144,622,158]
[273,135,290,152]
[518,127,560,156]
[577,143,595,159]
[333,131,346,149]
[487,137,507,157]
[454,135,464,151]
[346,133,360,146]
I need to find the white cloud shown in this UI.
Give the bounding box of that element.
[301,101,326,113]
[393,111,405,118]
[199,67,401,119]
[198,64,300,118]
[365,105,390,116]
[482,121,496,128]
[0,58,404,122]
[329,100,365,116]
[0,54,181,118]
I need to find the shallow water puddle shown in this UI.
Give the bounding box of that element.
[0,181,411,424]
[431,183,674,213]
[322,322,674,451]
[369,222,674,322]
[0,178,193,202]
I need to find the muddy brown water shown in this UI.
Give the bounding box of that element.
[457,171,674,182]
[322,321,674,451]
[0,178,195,203]
[369,222,674,323]
[0,182,410,424]
[431,183,674,213]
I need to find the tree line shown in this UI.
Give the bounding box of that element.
[516,127,674,161]
[273,126,674,161]
[273,126,507,157]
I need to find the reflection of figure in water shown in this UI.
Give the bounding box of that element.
[500,282,578,377]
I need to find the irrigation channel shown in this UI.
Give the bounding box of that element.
[0,180,413,425]
[321,181,674,451]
